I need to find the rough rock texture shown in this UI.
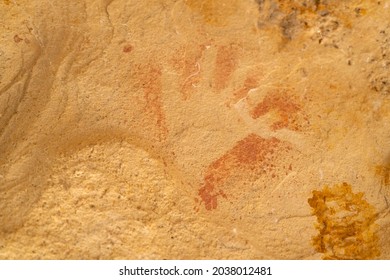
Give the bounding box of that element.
[0,0,389,259]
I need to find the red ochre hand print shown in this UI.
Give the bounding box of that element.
[131,43,308,211]
[198,133,292,210]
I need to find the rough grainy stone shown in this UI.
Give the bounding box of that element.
[0,0,389,259]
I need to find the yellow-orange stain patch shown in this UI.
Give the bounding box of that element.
[135,64,168,141]
[171,44,206,100]
[185,0,239,26]
[308,183,380,260]
[198,133,291,210]
[4,0,10,5]
[251,90,307,131]
[214,44,239,92]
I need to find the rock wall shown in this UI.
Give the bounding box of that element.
[0,0,389,259]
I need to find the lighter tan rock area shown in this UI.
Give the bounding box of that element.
[0,0,389,259]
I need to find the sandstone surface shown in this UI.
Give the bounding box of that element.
[0,0,389,259]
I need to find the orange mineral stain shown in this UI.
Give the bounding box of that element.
[308,183,380,260]
[198,133,291,210]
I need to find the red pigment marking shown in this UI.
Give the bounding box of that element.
[214,44,239,91]
[198,133,283,210]
[251,90,303,131]
[123,45,133,53]
[136,64,168,140]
